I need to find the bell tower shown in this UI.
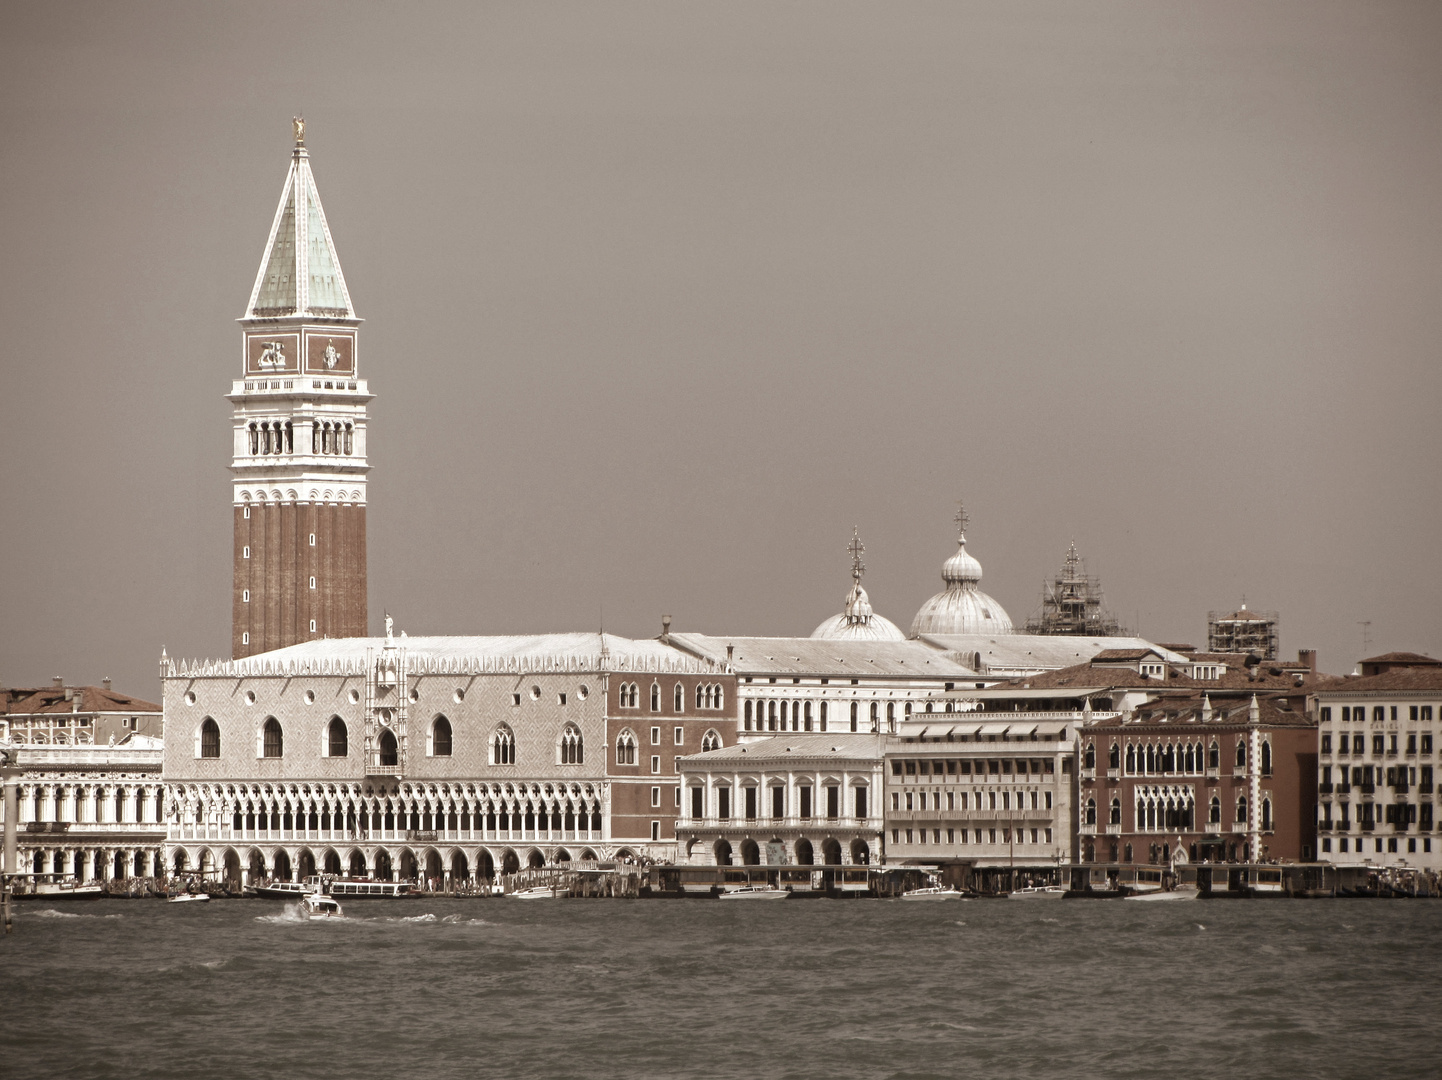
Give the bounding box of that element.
[231,119,370,658]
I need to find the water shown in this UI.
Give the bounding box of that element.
[5,897,1440,1079]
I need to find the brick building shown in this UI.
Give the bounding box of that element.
[231,120,369,657]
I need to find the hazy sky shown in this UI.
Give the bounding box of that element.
[2,2,1439,701]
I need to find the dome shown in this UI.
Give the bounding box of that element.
[909,510,1013,637]
[811,529,906,642]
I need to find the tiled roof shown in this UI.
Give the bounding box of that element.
[1092,648,1161,662]
[1359,652,1440,667]
[1001,660,1323,695]
[1311,668,1442,694]
[1,686,160,716]
[918,634,1188,671]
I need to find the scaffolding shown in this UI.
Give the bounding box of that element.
[1207,605,1279,660]
[1024,542,1126,637]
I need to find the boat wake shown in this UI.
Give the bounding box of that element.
[32,909,123,920]
[254,903,307,924]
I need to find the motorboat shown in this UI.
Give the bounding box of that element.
[253,880,311,900]
[302,892,345,920]
[32,877,104,899]
[324,878,412,899]
[899,885,967,901]
[718,884,789,900]
[168,891,210,904]
[507,885,569,900]
[1007,885,1066,900]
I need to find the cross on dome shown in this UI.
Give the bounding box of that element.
[848,527,866,583]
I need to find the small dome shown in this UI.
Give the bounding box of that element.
[811,528,906,642]
[910,509,1013,636]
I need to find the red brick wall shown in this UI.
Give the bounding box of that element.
[233,502,367,657]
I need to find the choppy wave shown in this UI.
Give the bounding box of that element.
[31,908,123,920]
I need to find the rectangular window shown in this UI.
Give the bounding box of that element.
[651,821,660,842]
[1320,707,1331,722]
[745,787,757,820]
[241,632,249,645]
[826,786,839,819]
[650,755,660,774]
[772,786,784,819]
[243,506,250,519]
[1321,733,1332,753]
[1045,828,1052,844]
[892,829,899,843]
[511,693,521,706]
[800,786,812,819]
[242,546,250,559]
[309,619,316,632]
[675,787,682,808]
[242,589,250,602]
[558,692,567,705]
[691,787,703,819]
[855,787,867,819]
[674,726,684,746]
[309,533,315,546]
[309,576,316,589]
[988,828,997,844]
[651,787,661,808]
[947,791,955,810]
[905,792,913,811]
[718,788,730,819]
[1423,734,1434,753]
[650,727,660,745]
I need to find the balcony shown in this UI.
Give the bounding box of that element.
[1318,782,1333,794]
[1080,768,1096,782]
[1106,769,1120,781]
[1420,783,1435,795]
[1105,824,1122,835]
[1205,768,1220,780]
[1393,781,1410,795]
[1360,822,1375,833]
[24,821,71,833]
[1078,823,1097,837]
[1336,782,1352,794]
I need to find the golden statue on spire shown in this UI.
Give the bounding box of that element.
[293,116,305,145]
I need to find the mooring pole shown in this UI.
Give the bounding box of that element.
[3,765,19,933]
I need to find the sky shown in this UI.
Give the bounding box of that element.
[2,1,1439,702]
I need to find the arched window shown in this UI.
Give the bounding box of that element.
[248,423,259,455]
[701,729,722,753]
[713,685,723,710]
[1085,798,1096,825]
[1084,743,1096,769]
[650,683,660,712]
[1108,743,1120,769]
[616,730,637,766]
[492,725,515,766]
[327,717,347,757]
[1208,741,1219,769]
[561,724,583,765]
[1236,741,1247,769]
[262,718,283,758]
[1125,745,1136,773]
[676,683,685,712]
[769,701,777,732]
[695,683,704,710]
[849,701,858,733]
[804,701,813,731]
[1260,740,1272,777]
[1209,795,1221,824]
[199,718,220,758]
[1236,795,1248,824]
[744,700,753,730]
[379,729,398,767]
[620,682,638,709]
[432,715,453,757]
[1261,797,1273,830]
[1109,798,1121,825]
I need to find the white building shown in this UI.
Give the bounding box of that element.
[1311,652,1441,872]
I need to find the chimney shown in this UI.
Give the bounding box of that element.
[1298,649,1316,676]
[103,676,112,691]
[661,614,671,640]
[726,643,734,664]
[52,675,64,688]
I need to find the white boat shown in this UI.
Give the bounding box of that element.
[507,885,569,900]
[302,892,345,919]
[254,880,310,900]
[33,878,104,899]
[719,884,789,900]
[1125,885,1198,902]
[168,891,210,904]
[899,885,967,901]
[1007,885,1066,900]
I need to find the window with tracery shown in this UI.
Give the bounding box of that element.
[492,725,516,766]
[561,724,584,764]
[616,730,637,766]
[701,729,721,753]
